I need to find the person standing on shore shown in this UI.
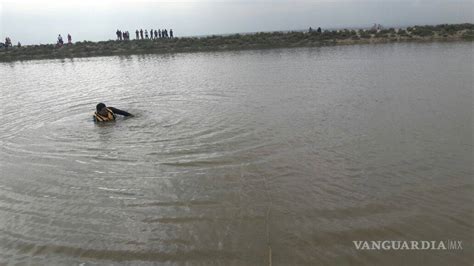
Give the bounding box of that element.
[140,29,144,39]
[145,30,149,39]
[158,29,161,38]
[150,29,154,39]
[67,34,72,44]
[57,34,63,46]
[5,37,12,48]
[170,29,173,38]
[154,30,158,39]
[135,30,139,39]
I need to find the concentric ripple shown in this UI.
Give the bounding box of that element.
[0,43,472,265]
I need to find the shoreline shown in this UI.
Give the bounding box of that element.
[1,23,472,62]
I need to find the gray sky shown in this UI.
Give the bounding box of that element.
[1,0,473,45]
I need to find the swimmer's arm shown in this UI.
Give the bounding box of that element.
[109,107,133,117]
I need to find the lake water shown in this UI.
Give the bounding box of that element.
[0,42,472,265]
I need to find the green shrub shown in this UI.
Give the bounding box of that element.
[360,32,371,39]
[462,30,474,40]
[397,29,408,36]
[411,27,434,36]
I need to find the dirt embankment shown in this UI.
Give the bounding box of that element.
[1,23,472,62]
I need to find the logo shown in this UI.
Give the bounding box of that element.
[353,240,463,250]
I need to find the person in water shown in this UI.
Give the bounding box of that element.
[93,103,133,122]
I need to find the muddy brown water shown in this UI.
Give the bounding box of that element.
[0,42,472,265]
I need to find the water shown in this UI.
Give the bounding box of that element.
[0,42,472,265]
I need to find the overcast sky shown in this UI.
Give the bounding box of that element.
[1,0,473,45]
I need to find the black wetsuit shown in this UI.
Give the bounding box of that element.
[94,107,133,122]
[107,107,132,117]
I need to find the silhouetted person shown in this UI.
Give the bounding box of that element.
[158,29,162,38]
[170,29,173,38]
[145,30,149,39]
[93,103,133,122]
[317,27,322,33]
[5,37,11,48]
[17,42,21,47]
[135,30,139,39]
[116,29,120,40]
[150,29,154,39]
[309,27,313,33]
[67,33,72,44]
[57,34,63,46]
[140,29,144,39]
[154,30,158,39]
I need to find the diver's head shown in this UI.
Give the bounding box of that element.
[96,103,106,112]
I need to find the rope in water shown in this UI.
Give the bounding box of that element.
[241,163,273,266]
[262,173,273,266]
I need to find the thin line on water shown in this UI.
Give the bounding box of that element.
[262,172,273,266]
[240,163,272,266]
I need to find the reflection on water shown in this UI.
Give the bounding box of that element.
[0,43,472,265]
